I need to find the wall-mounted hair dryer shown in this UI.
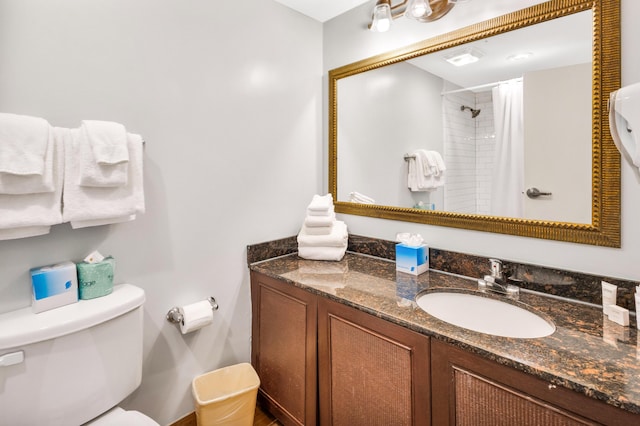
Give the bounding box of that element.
[609,82,640,170]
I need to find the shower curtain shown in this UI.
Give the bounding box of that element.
[490,79,524,217]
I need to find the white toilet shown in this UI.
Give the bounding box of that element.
[0,284,159,426]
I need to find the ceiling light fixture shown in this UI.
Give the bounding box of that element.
[444,47,483,66]
[369,0,466,33]
[507,52,534,62]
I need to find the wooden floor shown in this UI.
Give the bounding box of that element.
[170,405,283,426]
[254,404,283,426]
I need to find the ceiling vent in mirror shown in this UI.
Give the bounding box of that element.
[444,47,483,66]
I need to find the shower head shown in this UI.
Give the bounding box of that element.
[461,105,481,118]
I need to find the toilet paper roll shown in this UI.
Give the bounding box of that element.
[179,300,214,334]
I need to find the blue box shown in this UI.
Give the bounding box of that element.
[396,244,429,275]
[30,261,78,313]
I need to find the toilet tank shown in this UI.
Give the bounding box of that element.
[0,284,146,426]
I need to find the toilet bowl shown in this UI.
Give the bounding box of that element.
[85,407,159,426]
[0,284,158,425]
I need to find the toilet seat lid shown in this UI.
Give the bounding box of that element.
[86,407,160,426]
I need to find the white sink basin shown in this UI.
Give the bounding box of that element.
[416,291,555,338]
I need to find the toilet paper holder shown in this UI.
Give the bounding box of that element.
[166,297,219,324]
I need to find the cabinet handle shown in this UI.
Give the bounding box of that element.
[548,384,557,390]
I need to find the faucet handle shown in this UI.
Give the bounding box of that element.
[489,258,503,278]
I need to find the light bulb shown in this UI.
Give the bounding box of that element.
[370,2,392,32]
[406,0,433,20]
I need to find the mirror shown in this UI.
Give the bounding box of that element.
[329,0,621,247]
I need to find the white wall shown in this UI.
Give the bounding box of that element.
[337,62,444,208]
[0,0,322,424]
[324,0,640,282]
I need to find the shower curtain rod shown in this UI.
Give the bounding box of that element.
[441,77,522,96]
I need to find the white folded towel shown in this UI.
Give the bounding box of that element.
[422,150,446,176]
[0,127,55,194]
[0,113,50,176]
[407,149,446,191]
[62,129,145,227]
[78,120,129,187]
[307,194,333,213]
[81,120,129,164]
[298,245,347,262]
[297,220,348,248]
[304,211,336,227]
[307,204,334,217]
[0,226,52,241]
[70,214,136,229]
[301,223,333,236]
[0,127,64,235]
[349,191,375,204]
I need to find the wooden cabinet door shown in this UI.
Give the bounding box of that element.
[250,272,317,426]
[318,297,430,426]
[431,339,640,426]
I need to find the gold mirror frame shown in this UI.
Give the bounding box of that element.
[329,0,620,247]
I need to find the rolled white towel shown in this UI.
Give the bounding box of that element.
[297,221,348,248]
[349,191,375,204]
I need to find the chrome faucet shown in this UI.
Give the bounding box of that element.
[479,259,519,299]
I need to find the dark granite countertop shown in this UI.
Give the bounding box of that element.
[249,251,640,415]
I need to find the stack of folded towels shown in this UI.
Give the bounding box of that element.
[0,113,145,240]
[62,120,145,229]
[0,113,63,240]
[297,194,348,261]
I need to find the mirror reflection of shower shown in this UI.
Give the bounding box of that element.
[441,87,497,215]
[461,105,481,118]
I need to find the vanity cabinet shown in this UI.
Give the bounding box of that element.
[431,340,639,426]
[317,297,431,426]
[250,272,318,426]
[250,271,430,426]
[251,270,639,426]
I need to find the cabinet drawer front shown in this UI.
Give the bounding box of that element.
[251,272,317,426]
[318,298,430,426]
[453,368,597,426]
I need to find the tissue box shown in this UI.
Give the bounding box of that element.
[30,261,79,313]
[76,257,115,300]
[396,243,429,275]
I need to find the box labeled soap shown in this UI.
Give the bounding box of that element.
[396,243,429,275]
[76,257,115,300]
[30,261,78,313]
